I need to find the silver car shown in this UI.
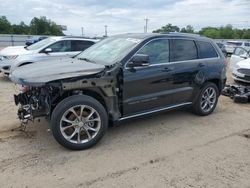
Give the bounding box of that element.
[0,37,98,76]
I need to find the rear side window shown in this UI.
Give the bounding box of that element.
[71,40,95,51]
[244,42,250,47]
[171,39,198,62]
[197,41,218,58]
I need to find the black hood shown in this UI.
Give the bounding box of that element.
[10,58,105,86]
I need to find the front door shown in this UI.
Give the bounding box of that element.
[123,38,175,116]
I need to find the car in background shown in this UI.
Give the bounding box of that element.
[232,58,250,83]
[230,47,249,70]
[224,41,250,56]
[25,36,48,46]
[216,42,227,57]
[0,36,98,76]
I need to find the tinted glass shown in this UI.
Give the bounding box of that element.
[244,42,250,47]
[197,41,218,58]
[48,40,71,52]
[171,39,197,61]
[137,39,169,64]
[233,47,248,56]
[71,40,95,51]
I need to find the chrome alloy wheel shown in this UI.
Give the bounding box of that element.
[60,105,101,144]
[200,87,216,113]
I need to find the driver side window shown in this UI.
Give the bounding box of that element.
[137,39,169,65]
[47,40,71,52]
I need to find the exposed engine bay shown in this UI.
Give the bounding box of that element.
[13,63,123,126]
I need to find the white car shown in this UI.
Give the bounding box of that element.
[232,58,250,83]
[224,41,250,55]
[230,47,250,70]
[0,37,98,76]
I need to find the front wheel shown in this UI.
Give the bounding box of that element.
[192,82,219,116]
[51,95,108,150]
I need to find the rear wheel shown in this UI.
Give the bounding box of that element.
[192,82,219,116]
[51,95,108,150]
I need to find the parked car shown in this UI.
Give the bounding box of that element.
[230,47,250,70]
[232,58,250,83]
[0,36,98,76]
[224,41,250,56]
[25,36,48,46]
[216,42,227,57]
[10,33,227,150]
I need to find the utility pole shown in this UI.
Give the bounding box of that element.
[104,25,108,37]
[81,27,84,36]
[144,18,149,33]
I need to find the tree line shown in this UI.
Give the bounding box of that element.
[0,16,64,35]
[153,23,250,39]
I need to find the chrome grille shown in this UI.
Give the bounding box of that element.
[238,68,250,75]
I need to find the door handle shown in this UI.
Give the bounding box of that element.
[162,67,174,72]
[198,63,205,68]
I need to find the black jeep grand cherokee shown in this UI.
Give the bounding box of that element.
[10,33,227,150]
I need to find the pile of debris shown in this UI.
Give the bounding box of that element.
[222,84,250,103]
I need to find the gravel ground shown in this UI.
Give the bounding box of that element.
[0,66,249,188]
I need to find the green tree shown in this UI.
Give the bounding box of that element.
[242,29,250,39]
[199,27,221,38]
[180,25,194,33]
[0,16,12,34]
[12,21,29,34]
[153,23,180,33]
[30,16,64,35]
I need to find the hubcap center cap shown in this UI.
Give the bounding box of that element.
[78,122,84,127]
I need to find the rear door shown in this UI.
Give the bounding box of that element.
[169,39,204,104]
[123,38,176,116]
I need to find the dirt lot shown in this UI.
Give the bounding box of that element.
[0,69,249,188]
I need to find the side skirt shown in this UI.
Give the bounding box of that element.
[119,102,192,121]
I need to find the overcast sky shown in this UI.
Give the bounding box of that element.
[0,0,249,36]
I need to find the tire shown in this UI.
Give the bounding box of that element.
[192,82,219,116]
[51,95,108,150]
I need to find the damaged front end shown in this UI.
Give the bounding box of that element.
[14,85,58,125]
[11,59,122,127]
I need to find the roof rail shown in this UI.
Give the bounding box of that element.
[161,32,201,37]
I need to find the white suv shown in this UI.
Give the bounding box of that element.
[224,41,250,55]
[0,37,98,76]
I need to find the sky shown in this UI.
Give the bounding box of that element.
[0,0,249,36]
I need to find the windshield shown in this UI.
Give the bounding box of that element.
[27,38,56,50]
[77,37,141,65]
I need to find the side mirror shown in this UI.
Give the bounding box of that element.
[127,54,149,68]
[240,54,248,59]
[44,48,52,53]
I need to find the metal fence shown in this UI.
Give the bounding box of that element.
[0,34,249,49]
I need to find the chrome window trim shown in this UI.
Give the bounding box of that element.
[124,37,220,70]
